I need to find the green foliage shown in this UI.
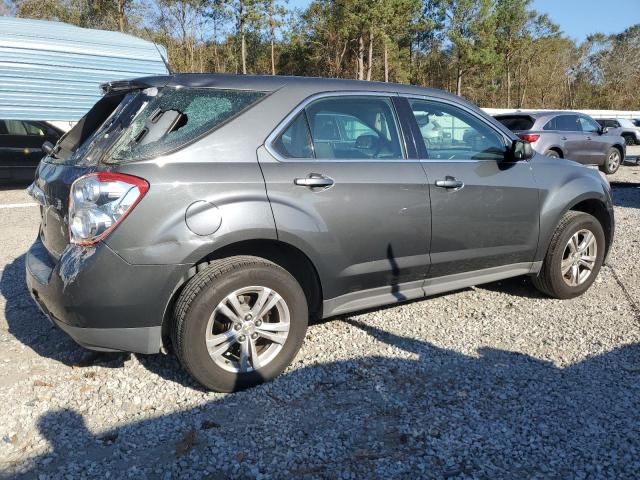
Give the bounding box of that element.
[6,0,640,108]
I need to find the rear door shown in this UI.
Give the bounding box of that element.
[403,96,539,279]
[259,93,431,303]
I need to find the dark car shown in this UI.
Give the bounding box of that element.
[494,111,625,174]
[0,120,62,182]
[26,75,614,392]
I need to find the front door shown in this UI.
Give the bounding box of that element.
[403,97,540,279]
[259,94,431,303]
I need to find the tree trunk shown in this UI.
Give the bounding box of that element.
[239,1,247,74]
[357,34,365,80]
[384,42,389,82]
[118,0,125,32]
[456,65,463,96]
[506,62,511,108]
[269,0,276,75]
[366,31,373,81]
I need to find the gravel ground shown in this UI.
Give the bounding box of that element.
[1,164,639,479]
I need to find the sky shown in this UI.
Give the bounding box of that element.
[287,0,640,43]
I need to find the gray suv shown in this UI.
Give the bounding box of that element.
[26,75,614,391]
[494,111,625,174]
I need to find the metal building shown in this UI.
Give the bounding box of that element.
[0,16,168,122]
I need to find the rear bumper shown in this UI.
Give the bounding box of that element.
[26,236,190,354]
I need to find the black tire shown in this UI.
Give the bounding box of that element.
[599,147,622,174]
[172,255,308,392]
[623,134,635,146]
[532,211,605,299]
[544,149,561,158]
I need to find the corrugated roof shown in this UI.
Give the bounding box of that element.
[0,16,169,121]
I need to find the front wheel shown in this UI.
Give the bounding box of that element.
[599,147,621,174]
[532,211,605,299]
[172,256,308,392]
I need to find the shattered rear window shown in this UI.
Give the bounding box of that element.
[105,88,266,163]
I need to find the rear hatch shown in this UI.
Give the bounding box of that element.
[31,85,161,258]
[493,114,536,135]
[31,81,267,258]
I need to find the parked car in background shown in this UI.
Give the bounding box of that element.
[0,120,62,183]
[27,74,614,392]
[632,119,640,128]
[494,111,625,174]
[595,118,640,146]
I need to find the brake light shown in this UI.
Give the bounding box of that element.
[69,172,149,245]
[518,133,540,143]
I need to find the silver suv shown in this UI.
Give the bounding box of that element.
[494,111,626,174]
[596,118,640,146]
[26,75,614,391]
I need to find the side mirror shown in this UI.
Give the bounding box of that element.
[41,141,55,155]
[510,139,534,161]
[600,127,609,135]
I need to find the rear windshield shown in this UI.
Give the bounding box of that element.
[494,115,534,131]
[46,87,265,165]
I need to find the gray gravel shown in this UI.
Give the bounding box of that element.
[1,167,640,479]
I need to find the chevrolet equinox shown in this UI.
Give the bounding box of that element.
[26,74,614,392]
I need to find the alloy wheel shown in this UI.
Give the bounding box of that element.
[607,150,620,172]
[205,286,291,373]
[561,229,598,287]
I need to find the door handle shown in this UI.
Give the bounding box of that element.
[294,174,334,188]
[587,136,592,141]
[561,136,567,140]
[435,177,464,190]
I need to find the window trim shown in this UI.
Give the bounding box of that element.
[401,95,514,162]
[265,91,410,162]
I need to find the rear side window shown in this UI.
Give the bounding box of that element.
[546,115,579,132]
[305,97,404,160]
[108,88,265,162]
[495,115,534,131]
[3,120,28,136]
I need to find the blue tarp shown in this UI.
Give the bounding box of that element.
[0,16,168,121]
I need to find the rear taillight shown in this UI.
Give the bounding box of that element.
[69,172,148,245]
[518,133,540,143]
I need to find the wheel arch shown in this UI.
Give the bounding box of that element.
[546,146,564,157]
[161,238,324,343]
[567,198,614,259]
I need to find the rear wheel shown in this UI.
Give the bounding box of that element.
[532,211,605,299]
[623,134,635,146]
[172,256,308,392]
[599,147,621,174]
[544,149,561,158]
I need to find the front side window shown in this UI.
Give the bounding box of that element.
[23,121,46,136]
[409,100,506,161]
[579,116,600,133]
[305,97,404,160]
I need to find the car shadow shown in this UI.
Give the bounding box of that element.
[611,182,640,209]
[0,254,128,368]
[3,319,639,479]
